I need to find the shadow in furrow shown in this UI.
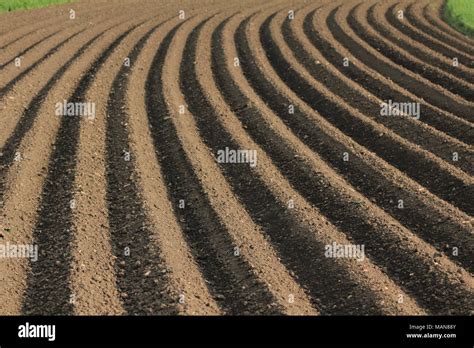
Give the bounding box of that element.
[21,24,140,315]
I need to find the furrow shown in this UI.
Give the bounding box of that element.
[159,13,317,315]
[0,0,471,317]
[412,0,474,56]
[145,12,293,315]
[284,4,474,176]
[0,13,146,315]
[0,3,134,89]
[372,1,474,80]
[206,10,428,315]
[0,28,42,50]
[233,7,474,314]
[325,3,474,122]
[0,16,135,206]
[106,12,227,315]
[260,9,474,215]
[0,1,134,49]
[0,30,62,69]
[127,15,227,315]
[302,7,474,148]
[21,16,150,315]
[0,12,139,155]
[280,5,474,271]
[347,1,474,102]
[73,15,191,316]
[0,29,87,99]
[0,1,154,83]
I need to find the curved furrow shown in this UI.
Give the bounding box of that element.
[272,4,474,272]
[146,12,304,315]
[302,8,474,148]
[79,7,225,314]
[0,3,134,89]
[20,16,151,315]
[392,2,474,67]
[0,12,150,315]
[71,14,189,315]
[0,28,42,50]
[0,3,77,35]
[0,3,84,39]
[0,2,140,97]
[0,30,103,204]
[190,9,426,315]
[347,2,474,102]
[372,1,474,81]
[228,8,474,314]
[284,5,474,176]
[0,17,137,205]
[104,16,213,316]
[0,14,134,152]
[0,26,62,59]
[0,17,58,43]
[413,0,474,56]
[260,9,474,216]
[105,8,246,315]
[0,28,87,98]
[325,4,473,125]
[0,23,73,56]
[0,0,471,317]
[226,8,474,316]
[0,30,63,69]
[166,12,322,315]
[385,2,473,68]
[127,15,234,315]
[0,1,130,49]
[207,11,430,315]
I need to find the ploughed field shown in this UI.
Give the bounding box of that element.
[0,0,472,315]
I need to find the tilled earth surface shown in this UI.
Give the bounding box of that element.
[0,0,472,315]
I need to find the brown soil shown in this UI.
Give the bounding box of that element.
[0,0,472,315]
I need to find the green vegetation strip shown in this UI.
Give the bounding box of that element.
[0,0,74,13]
[443,0,474,38]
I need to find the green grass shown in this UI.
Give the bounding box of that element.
[0,0,74,13]
[443,0,474,38]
